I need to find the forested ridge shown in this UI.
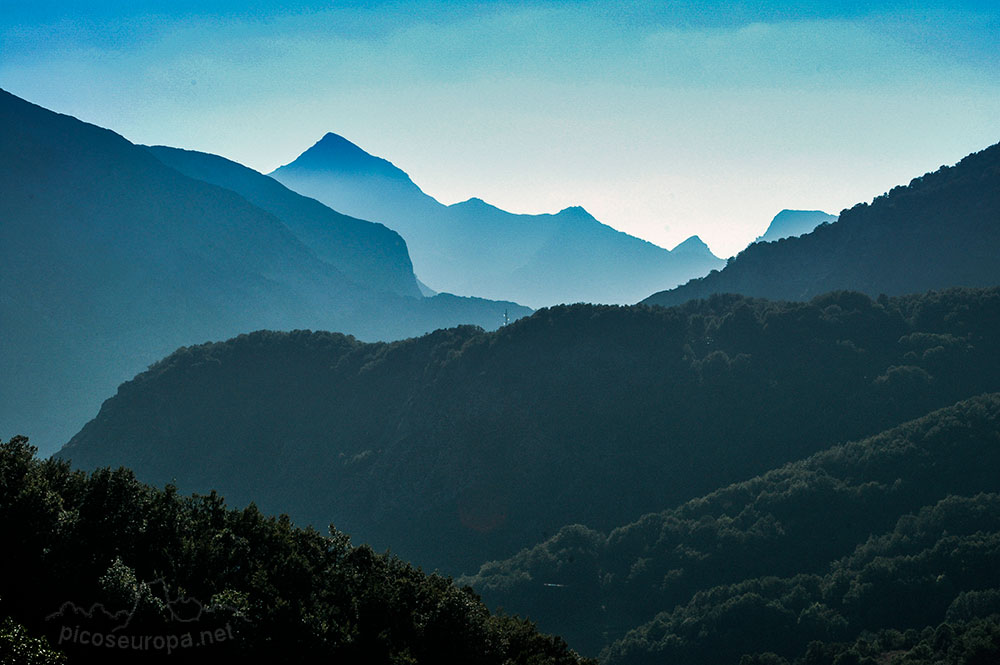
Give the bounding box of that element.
[0,437,593,664]
[60,288,1000,577]
[465,394,1000,658]
[605,492,1000,665]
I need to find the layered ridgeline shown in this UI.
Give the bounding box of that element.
[464,394,1000,658]
[752,209,836,244]
[644,143,1000,307]
[60,288,1000,576]
[144,145,420,298]
[0,89,528,456]
[270,133,723,307]
[0,437,592,665]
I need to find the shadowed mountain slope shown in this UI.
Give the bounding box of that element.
[271,133,723,307]
[0,89,528,456]
[643,144,1000,307]
[464,393,1000,656]
[59,288,1000,577]
[146,145,421,298]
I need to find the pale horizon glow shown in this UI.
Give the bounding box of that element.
[2,1,998,257]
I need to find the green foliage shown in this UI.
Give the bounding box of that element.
[59,288,1000,579]
[466,393,1000,655]
[601,494,1000,664]
[0,617,65,665]
[779,615,1000,665]
[0,437,592,665]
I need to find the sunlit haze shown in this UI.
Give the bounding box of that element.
[3,0,998,256]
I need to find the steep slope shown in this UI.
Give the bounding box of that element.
[464,393,1000,655]
[59,288,1000,576]
[146,145,421,298]
[1,437,592,665]
[643,143,1000,307]
[753,209,836,244]
[0,89,528,456]
[605,491,1000,665]
[271,133,723,306]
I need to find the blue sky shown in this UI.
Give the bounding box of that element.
[3,1,998,256]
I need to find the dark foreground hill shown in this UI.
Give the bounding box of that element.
[605,490,1000,665]
[271,133,723,307]
[0,89,528,456]
[464,393,1000,657]
[59,288,1000,575]
[0,436,592,665]
[644,142,1000,307]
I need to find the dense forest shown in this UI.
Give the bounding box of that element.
[464,394,1000,657]
[61,288,1000,576]
[604,491,1000,664]
[643,142,1000,306]
[0,436,592,664]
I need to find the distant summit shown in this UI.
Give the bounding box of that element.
[642,143,1000,307]
[278,132,417,184]
[0,89,529,455]
[670,235,712,255]
[753,209,836,245]
[272,134,723,306]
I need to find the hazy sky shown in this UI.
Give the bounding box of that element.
[3,1,998,256]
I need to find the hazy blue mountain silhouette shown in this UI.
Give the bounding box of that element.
[753,209,836,244]
[643,144,1000,307]
[0,89,528,456]
[146,145,421,298]
[270,133,723,307]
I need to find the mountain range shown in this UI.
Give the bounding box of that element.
[8,83,1000,664]
[643,143,1000,307]
[0,89,528,456]
[270,133,724,307]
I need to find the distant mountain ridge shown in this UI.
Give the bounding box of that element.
[643,144,1000,307]
[753,209,836,244]
[146,145,421,298]
[271,133,723,307]
[0,89,529,455]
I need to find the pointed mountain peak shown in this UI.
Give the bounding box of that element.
[555,205,596,221]
[755,209,836,244]
[671,235,716,256]
[312,132,371,156]
[448,197,506,215]
[272,132,413,184]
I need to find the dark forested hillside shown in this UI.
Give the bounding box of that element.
[271,133,723,306]
[464,393,1000,656]
[643,143,1000,307]
[59,288,1000,577]
[0,89,528,456]
[604,491,1000,665]
[0,437,592,665]
[603,494,1000,665]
